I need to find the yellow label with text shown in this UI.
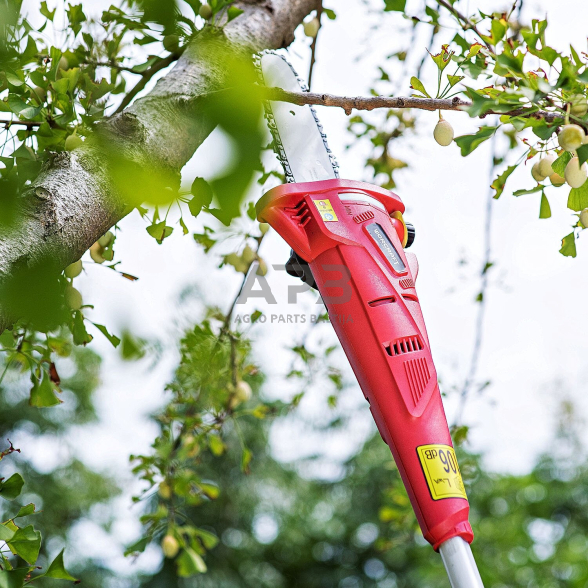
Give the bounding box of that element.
[417,444,468,501]
[312,199,338,222]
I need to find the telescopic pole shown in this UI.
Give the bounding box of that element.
[439,537,485,588]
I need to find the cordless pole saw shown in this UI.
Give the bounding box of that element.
[254,52,484,588]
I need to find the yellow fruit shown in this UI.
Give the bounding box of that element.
[235,381,252,403]
[161,535,180,559]
[242,245,256,264]
[570,94,588,117]
[580,208,588,228]
[256,259,268,276]
[259,223,270,235]
[89,242,106,264]
[303,17,320,38]
[65,260,83,278]
[531,161,546,182]
[199,4,212,19]
[158,481,172,499]
[433,119,454,146]
[565,156,588,189]
[558,124,585,151]
[58,56,69,71]
[30,86,46,104]
[64,285,82,310]
[538,154,556,178]
[65,134,83,151]
[98,230,114,248]
[550,172,565,187]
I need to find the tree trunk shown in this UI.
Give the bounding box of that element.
[0,0,319,328]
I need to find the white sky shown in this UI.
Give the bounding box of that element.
[15,0,588,575]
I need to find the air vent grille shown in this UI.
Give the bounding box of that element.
[285,200,311,227]
[353,210,375,224]
[385,336,423,357]
[399,278,415,289]
[404,357,431,405]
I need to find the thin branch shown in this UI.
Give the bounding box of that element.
[83,58,144,74]
[261,86,563,121]
[435,0,494,53]
[113,50,184,115]
[307,3,322,90]
[0,120,43,128]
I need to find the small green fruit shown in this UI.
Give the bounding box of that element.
[235,380,252,403]
[58,56,69,71]
[65,259,83,278]
[161,535,179,559]
[64,285,82,310]
[259,222,270,235]
[98,230,114,248]
[303,17,320,38]
[565,156,588,189]
[158,482,172,500]
[531,161,546,182]
[538,154,556,178]
[199,4,212,19]
[163,34,180,53]
[550,172,565,187]
[256,259,268,276]
[433,119,454,146]
[570,94,588,117]
[558,124,585,151]
[580,208,588,228]
[242,245,256,264]
[65,134,83,151]
[30,86,46,104]
[89,242,105,264]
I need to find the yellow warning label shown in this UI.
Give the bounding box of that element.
[312,199,338,222]
[417,444,468,501]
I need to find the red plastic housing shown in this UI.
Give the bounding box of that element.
[256,179,473,550]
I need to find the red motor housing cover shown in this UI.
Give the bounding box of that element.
[256,178,473,550]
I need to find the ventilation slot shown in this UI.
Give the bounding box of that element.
[384,335,423,356]
[284,200,311,227]
[402,293,418,302]
[353,210,375,224]
[368,296,396,307]
[399,278,415,289]
[404,357,431,406]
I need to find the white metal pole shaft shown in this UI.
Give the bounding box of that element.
[439,537,485,588]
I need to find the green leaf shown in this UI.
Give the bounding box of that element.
[91,323,121,348]
[7,525,41,564]
[189,177,213,216]
[193,528,219,550]
[552,151,572,177]
[568,181,588,211]
[559,232,577,257]
[146,222,173,244]
[241,447,252,474]
[177,548,207,577]
[40,1,56,20]
[247,202,256,221]
[513,186,543,196]
[124,537,148,556]
[539,192,551,219]
[4,73,24,87]
[251,310,263,323]
[454,126,497,156]
[0,569,28,588]
[44,549,77,581]
[447,75,465,88]
[324,8,336,19]
[15,504,36,518]
[71,310,93,346]
[0,524,15,542]
[576,144,588,167]
[409,76,430,98]
[383,0,406,11]
[30,370,61,408]
[227,6,243,21]
[491,164,517,199]
[0,474,23,501]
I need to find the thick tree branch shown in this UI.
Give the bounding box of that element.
[0,0,321,329]
[261,86,563,121]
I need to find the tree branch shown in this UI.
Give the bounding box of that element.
[261,86,562,121]
[0,0,321,330]
[435,0,494,53]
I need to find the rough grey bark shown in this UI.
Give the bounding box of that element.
[0,0,320,328]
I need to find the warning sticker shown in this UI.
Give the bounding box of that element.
[417,444,468,501]
[312,199,338,222]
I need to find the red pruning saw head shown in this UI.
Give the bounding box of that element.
[255,51,484,588]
